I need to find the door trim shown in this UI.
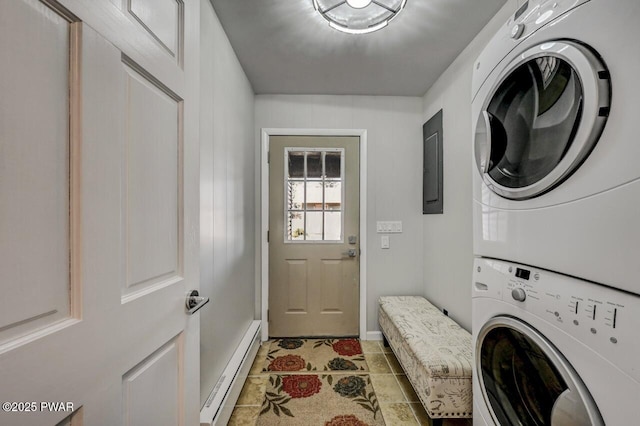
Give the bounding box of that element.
[260,128,368,341]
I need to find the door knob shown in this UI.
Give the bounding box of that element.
[186,290,209,315]
[342,249,357,258]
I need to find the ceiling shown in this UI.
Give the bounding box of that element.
[211,0,507,97]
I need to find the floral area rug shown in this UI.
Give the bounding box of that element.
[262,338,368,373]
[257,374,385,426]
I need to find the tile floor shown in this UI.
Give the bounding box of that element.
[228,340,472,426]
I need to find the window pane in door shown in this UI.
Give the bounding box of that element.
[287,181,304,210]
[324,182,342,210]
[288,151,305,178]
[325,152,341,178]
[306,181,323,210]
[306,212,323,240]
[287,211,305,240]
[324,212,341,241]
[307,151,322,178]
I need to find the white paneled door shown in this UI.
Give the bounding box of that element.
[0,0,200,425]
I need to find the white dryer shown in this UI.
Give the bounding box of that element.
[472,257,640,425]
[471,0,640,295]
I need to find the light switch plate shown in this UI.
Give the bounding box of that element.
[376,221,402,233]
[381,235,390,249]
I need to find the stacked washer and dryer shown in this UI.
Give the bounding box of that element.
[470,0,640,424]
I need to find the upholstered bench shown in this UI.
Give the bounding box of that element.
[378,296,473,422]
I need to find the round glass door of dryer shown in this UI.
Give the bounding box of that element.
[474,41,610,200]
[476,317,603,426]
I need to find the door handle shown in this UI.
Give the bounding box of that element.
[475,110,507,175]
[186,290,209,315]
[342,249,357,258]
[475,110,493,174]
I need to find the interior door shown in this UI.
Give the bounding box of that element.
[0,0,200,425]
[269,136,360,337]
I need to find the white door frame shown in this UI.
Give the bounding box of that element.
[260,128,368,341]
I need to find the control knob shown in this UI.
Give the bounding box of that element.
[512,288,527,302]
[511,23,525,39]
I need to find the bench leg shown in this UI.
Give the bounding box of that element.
[430,419,443,426]
[382,335,390,348]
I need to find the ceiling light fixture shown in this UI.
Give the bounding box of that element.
[313,0,408,35]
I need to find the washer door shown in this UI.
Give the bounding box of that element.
[476,317,603,425]
[474,41,610,200]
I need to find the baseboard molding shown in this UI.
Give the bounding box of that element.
[365,331,382,341]
[200,320,262,426]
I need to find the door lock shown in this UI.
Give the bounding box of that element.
[342,249,357,258]
[348,235,357,244]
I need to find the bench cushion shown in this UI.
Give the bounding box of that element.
[378,296,472,418]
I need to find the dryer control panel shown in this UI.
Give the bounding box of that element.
[472,0,589,99]
[473,257,640,383]
[508,0,589,40]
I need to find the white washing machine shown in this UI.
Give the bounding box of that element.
[471,0,640,295]
[472,257,640,425]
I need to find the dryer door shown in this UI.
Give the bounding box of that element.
[474,41,610,200]
[476,316,603,426]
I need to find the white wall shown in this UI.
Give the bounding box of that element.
[421,0,518,331]
[255,95,424,336]
[200,0,256,407]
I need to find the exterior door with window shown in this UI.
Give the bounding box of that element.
[269,136,360,337]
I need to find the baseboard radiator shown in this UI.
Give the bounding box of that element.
[200,320,262,426]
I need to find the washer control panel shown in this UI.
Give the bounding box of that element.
[473,257,640,383]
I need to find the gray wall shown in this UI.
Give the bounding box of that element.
[255,95,424,336]
[421,0,518,331]
[200,0,256,407]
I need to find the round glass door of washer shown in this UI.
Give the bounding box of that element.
[474,41,611,200]
[476,317,604,426]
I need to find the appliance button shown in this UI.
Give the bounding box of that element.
[590,328,597,334]
[511,23,525,39]
[610,337,618,344]
[511,288,526,302]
